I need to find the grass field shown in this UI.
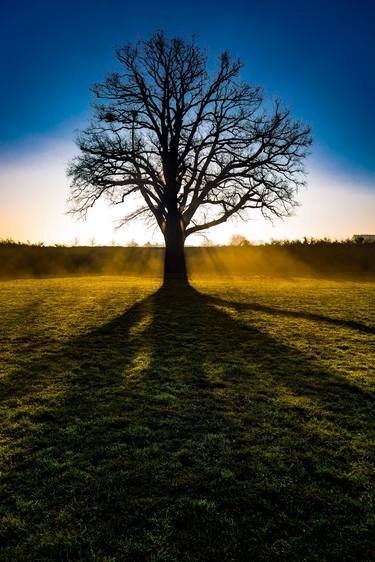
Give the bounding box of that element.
[0,276,374,561]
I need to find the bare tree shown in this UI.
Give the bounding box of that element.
[68,31,312,282]
[229,234,251,247]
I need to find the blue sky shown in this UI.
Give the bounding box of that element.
[0,0,374,243]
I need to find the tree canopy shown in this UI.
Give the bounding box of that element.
[68,31,312,280]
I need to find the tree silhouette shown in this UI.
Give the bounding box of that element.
[68,32,312,282]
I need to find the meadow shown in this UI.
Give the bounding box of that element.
[0,275,374,561]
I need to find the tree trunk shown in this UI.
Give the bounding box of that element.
[163,210,188,283]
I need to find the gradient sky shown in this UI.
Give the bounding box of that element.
[0,0,374,244]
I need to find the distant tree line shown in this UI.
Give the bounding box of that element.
[0,238,374,279]
[1,236,373,248]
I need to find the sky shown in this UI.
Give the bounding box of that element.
[0,0,374,245]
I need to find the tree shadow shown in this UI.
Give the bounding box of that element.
[1,284,373,561]
[206,295,375,335]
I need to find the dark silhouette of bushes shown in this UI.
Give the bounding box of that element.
[0,239,374,279]
[0,244,163,278]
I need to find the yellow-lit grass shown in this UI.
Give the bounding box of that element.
[0,276,374,561]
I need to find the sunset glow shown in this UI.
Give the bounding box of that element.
[0,134,374,246]
[1,0,374,246]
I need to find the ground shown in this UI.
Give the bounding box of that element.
[0,276,374,561]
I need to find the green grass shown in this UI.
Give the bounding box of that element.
[0,276,374,561]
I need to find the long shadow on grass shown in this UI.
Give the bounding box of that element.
[1,284,374,561]
[211,297,375,335]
